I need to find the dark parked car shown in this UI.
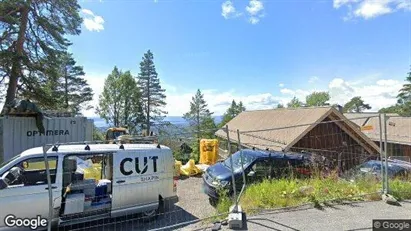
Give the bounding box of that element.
[342,159,411,182]
[202,149,312,203]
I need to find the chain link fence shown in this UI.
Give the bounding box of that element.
[2,113,411,231]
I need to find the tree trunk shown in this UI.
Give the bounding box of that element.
[146,78,151,134]
[2,3,30,112]
[64,67,69,109]
[196,111,200,140]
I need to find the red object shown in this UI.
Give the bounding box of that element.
[295,168,311,175]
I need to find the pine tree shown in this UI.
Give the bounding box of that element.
[58,52,93,115]
[219,100,246,127]
[343,96,371,113]
[0,0,83,111]
[396,67,411,116]
[183,89,216,162]
[183,89,215,140]
[137,50,167,134]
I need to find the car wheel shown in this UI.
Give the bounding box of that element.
[209,197,218,207]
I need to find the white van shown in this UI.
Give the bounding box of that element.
[0,143,178,230]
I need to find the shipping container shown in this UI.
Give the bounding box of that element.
[0,116,94,163]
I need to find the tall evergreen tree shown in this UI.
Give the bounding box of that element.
[58,52,93,115]
[97,67,143,132]
[183,89,215,140]
[137,50,167,134]
[396,67,411,116]
[0,0,83,112]
[183,89,216,162]
[219,100,246,127]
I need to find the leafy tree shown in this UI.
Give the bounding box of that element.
[343,96,371,113]
[287,97,304,108]
[93,126,105,141]
[305,91,330,107]
[219,100,246,127]
[137,50,167,134]
[183,89,216,162]
[276,103,284,108]
[0,0,83,112]
[378,105,403,114]
[97,67,143,132]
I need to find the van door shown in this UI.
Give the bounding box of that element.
[0,156,62,228]
[111,149,162,216]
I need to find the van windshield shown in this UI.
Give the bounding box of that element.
[223,151,257,172]
[0,154,21,170]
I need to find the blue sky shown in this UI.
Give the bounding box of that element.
[70,0,411,117]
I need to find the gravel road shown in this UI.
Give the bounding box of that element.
[59,176,217,231]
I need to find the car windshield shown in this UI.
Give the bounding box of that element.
[356,161,405,177]
[0,154,21,170]
[223,151,257,172]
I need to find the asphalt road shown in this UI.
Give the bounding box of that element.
[186,200,411,231]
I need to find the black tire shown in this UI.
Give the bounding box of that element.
[209,197,218,207]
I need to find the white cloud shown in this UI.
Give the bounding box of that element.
[333,0,359,8]
[309,76,320,83]
[81,9,105,32]
[328,77,404,111]
[81,73,107,117]
[246,0,264,15]
[334,0,411,20]
[280,88,295,95]
[221,1,241,19]
[354,0,392,19]
[245,0,265,24]
[279,83,285,87]
[249,17,260,24]
[81,73,406,117]
[222,0,265,24]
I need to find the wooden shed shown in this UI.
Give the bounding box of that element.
[215,106,380,171]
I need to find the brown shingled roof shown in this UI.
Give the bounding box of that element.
[215,106,380,153]
[346,114,411,145]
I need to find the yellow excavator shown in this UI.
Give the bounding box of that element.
[105,127,130,143]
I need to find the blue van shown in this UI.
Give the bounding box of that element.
[202,149,312,203]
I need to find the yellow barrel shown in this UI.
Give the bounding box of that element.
[174,160,182,177]
[199,139,219,165]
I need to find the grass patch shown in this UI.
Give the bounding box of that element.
[215,174,411,216]
[390,180,411,200]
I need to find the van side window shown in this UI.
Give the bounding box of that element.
[7,157,58,186]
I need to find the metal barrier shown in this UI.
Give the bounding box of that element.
[4,113,411,230]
